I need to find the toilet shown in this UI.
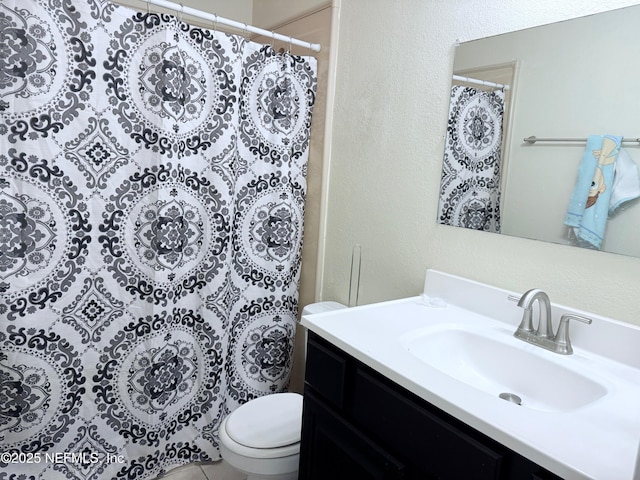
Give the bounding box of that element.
[218,301,347,480]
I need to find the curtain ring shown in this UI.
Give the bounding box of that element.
[211,13,218,40]
[177,3,184,23]
[288,36,293,55]
[243,23,248,38]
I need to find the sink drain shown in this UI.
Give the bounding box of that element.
[499,392,522,405]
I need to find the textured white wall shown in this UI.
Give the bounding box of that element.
[322,0,640,325]
[113,0,253,26]
[252,0,329,28]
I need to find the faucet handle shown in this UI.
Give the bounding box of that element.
[554,314,592,355]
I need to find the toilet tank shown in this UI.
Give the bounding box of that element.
[300,302,346,360]
[301,301,347,317]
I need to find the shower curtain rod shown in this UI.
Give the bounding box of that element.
[452,74,510,91]
[524,136,640,144]
[139,0,322,52]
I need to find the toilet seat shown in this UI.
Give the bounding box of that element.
[220,393,303,459]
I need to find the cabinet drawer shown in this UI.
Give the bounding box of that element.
[304,333,347,408]
[351,367,503,480]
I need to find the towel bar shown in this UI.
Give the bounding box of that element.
[524,136,640,144]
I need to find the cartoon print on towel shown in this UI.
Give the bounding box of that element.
[565,135,621,249]
[586,167,606,208]
[586,139,618,208]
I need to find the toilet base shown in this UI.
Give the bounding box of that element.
[222,460,297,480]
[221,455,299,480]
[219,441,299,480]
[245,472,297,480]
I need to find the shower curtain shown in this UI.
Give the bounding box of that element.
[0,0,317,478]
[438,85,504,233]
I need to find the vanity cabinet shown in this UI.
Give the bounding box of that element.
[299,332,563,480]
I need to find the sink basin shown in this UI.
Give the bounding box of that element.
[403,325,608,412]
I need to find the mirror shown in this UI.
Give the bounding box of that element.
[437,5,640,258]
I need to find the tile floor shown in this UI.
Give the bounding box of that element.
[158,461,246,480]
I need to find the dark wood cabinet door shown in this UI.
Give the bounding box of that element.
[299,390,406,480]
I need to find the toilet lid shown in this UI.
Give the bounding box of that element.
[225,393,303,449]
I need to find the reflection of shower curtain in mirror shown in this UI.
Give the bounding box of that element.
[438,85,504,233]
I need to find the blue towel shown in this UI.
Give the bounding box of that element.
[564,134,621,249]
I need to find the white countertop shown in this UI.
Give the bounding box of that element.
[301,270,640,480]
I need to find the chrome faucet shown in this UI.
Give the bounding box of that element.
[515,288,553,340]
[509,289,592,354]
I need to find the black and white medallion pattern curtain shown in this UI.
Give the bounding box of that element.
[437,85,504,233]
[0,0,317,478]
